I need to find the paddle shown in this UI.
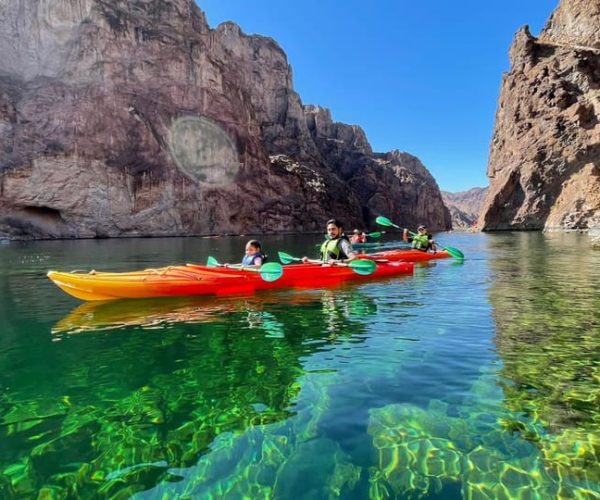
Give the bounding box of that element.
[277,252,377,276]
[375,216,465,260]
[206,256,283,282]
[375,216,401,229]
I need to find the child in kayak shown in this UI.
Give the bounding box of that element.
[242,240,266,266]
[403,225,437,252]
[225,240,266,268]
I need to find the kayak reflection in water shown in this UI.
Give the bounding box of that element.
[403,224,437,253]
[51,289,378,337]
[225,239,267,268]
[303,219,358,265]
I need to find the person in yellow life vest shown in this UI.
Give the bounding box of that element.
[403,224,437,252]
[303,219,358,265]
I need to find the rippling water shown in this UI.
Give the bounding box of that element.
[0,232,599,498]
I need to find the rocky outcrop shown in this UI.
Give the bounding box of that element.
[0,0,450,239]
[480,0,600,231]
[442,187,488,230]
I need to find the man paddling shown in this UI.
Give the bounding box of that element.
[303,219,358,265]
[403,224,437,253]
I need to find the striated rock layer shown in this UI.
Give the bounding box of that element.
[480,0,600,231]
[0,0,450,239]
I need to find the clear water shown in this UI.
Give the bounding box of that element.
[0,232,599,498]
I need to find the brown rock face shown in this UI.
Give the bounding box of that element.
[0,0,450,239]
[442,187,488,230]
[480,0,600,231]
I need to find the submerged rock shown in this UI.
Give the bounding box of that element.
[590,226,600,248]
[367,372,600,498]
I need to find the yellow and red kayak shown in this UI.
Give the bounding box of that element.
[46,266,245,301]
[47,260,413,301]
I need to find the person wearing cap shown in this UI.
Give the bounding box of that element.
[349,228,367,244]
[403,224,437,252]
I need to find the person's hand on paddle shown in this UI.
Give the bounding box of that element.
[279,251,376,275]
[331,255,356,265]
[299,256,348,266]
[300,256,328,264]
[299,256,333,266]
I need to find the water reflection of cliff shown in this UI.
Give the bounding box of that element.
[487,232,600,485]
[2,289,377,497]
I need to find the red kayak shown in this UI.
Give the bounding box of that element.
[358,249,451,262]
[187,261,414,291]
[48,261,413,301]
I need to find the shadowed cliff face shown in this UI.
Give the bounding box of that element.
[0,0,450,239]
[480,0,600,231]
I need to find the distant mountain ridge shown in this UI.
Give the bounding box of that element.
[442,187,488,230]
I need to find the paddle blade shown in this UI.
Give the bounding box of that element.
[259,262,284,282]
[375,216,400,229]
[367,231,382,239]
[348,259,377,275]
[278,251,300,264]
[206,256,220,267]
[442,245,465,260]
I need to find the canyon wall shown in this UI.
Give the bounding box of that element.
[480,0,600,231]
[0,0,450,239]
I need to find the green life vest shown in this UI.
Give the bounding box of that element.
[412,233,430,251]
[320,238,348,261]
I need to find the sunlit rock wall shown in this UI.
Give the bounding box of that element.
[480,0,600,231]
[0,0,450,239]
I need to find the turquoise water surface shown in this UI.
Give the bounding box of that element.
[0,232,599,498]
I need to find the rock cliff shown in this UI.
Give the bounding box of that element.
[442,187,488,230]
[480,0,600,231]
[0,0,450,239]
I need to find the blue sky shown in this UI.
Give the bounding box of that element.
[199,0,558,192]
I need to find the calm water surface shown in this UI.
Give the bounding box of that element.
[0,232,599,498]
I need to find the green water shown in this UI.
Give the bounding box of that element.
[0,232,599,498]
